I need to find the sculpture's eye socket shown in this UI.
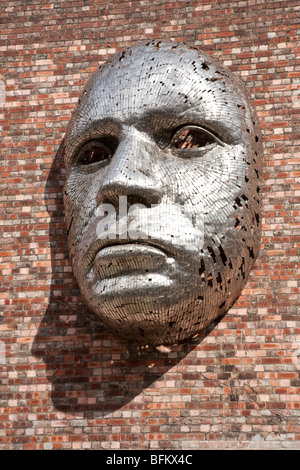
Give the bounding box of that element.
[171,125,223,150]
[76,140,114,169]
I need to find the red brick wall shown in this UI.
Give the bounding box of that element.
[1,0,299,450]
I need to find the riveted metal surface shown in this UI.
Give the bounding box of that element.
[63,40,263,346]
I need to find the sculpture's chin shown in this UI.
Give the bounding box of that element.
[79,280,227,347]
[89,302,223,347]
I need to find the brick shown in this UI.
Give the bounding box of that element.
[0,0,299,452]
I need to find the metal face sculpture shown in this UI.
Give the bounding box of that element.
[63,40,262,346]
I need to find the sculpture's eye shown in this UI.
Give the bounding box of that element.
[171,125,223,150]
[77,140,113,168]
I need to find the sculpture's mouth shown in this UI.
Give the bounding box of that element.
[94,242,169,278]
[84,238,178,272]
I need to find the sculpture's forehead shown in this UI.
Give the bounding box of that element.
[67,41,254,146]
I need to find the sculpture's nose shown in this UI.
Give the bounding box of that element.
[97,128,163,209]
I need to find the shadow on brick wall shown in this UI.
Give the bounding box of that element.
[31,142,222,417]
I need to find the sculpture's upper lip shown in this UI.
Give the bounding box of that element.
[84,238,177,269]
